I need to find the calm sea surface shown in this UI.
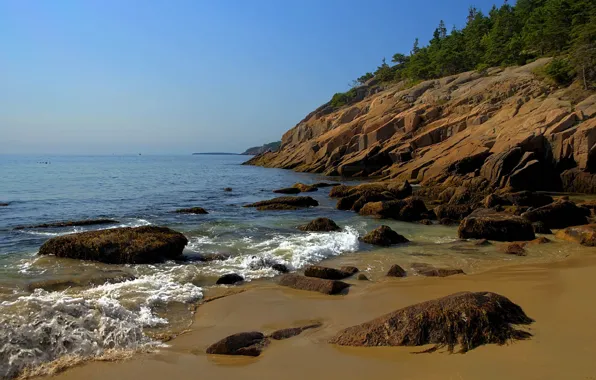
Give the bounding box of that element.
[0,154,577,379]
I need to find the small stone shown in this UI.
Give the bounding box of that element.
[357,273,369,281]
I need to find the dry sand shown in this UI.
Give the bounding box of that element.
[49,252,596,380]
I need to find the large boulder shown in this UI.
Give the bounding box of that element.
[206,332,268,356]
[244,196,319,210]
[359,225,409,246]
[521,200,590,229]
[329,291,533,352]
[37,226,188,264]
[458,209,535,241]
[298,218,341,232]
[278,274,350,295]
[434,204,473,221]
[359,197,428,221]
[304,265,357,280]
[555,224,596,246]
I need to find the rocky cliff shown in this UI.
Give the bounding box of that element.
[246,59,596,193]
[242,141,281,155]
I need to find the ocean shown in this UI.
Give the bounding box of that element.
[0,154,573,379]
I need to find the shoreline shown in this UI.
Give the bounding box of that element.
[47,248,596,380]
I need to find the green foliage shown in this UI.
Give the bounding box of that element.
[356,72,374,84]
[330,88,358,108]
[328,0,595,107]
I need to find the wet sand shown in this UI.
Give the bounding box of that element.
[48,249,596,380]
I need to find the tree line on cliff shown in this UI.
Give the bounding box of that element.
[331,0,595,107]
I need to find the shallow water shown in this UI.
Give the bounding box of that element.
[0,154,582,379]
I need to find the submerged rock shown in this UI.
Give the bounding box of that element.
[175,207,208,214]
[521,200,590,229]
[206,331,268,356]
[271,263,289,273]
[293,183,318,192]
[37,226,188,264]
[0,203,8,207]
[458,209,535,241]
[273,187,301,194]
[386,264,407,277]
[216,273,244,285]
[304,265,357,280]
[500,242,527,256]
[411,263,465,277]
[555,224,596,246]
[329,291,533,352]
[269,323,322,340]
[298,217,341,232]
[224,187,233,192]
[278,274,349,295]
[14,219,119,230]
[359,225,409,246]
[25,270,136,292]
[244,196,319,210]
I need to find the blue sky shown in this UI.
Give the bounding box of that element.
[0,0,503,154]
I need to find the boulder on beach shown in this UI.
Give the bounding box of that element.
[244,196,319,211]
[386,264,407,277]
[500,242,527,256]
[206,331,268,357]
[458,209,535,241]
[216,273,244,285]
[411,263,465,277]
[273,187,301,194]
[329,291,533,352]
[278,274,350,295]
[298,217,341,232]
[359,197,428,221]
[359,225,409,246]
[37,226,188,264]
[555,224,596,246]
[14,219,119,230]
[304,265,357,280]
[521,200,590,229]
[175,207,208,214]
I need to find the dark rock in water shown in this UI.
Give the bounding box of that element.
[37,226,188,264]
[206,331,268,356]
[329,291,533,352]
[556,224,596,247]
[304,265,357,280]
[26,270,136,292]
[269,323,322,340]
[195,252,231,262]
[175,207,208,214]
[386,264,407,277]
[244,196,318,210]
[298,217,341,232]
[532,221,552,234]
[500,242,527,256]
[387,180,412,199]
[474,239,491,246]
[293,183,319,192]
[411,263,465,277]
[271,263,289,273]
[216,273,244,285]
[273,187,301,194]
[312,182,341,188]
[340,266,359,275]
[0,203,8,207]
[359,225,409,246]
[439,218,458,226]
[458,208,535,241]
[278,274,350,295]
[521,200,590,229]
[224,187,233,192]
[357,273,369,281]
[434,204,473,221]
[14,219,119,230]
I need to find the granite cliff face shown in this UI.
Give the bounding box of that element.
[246,59,596,193]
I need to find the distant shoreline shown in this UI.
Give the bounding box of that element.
[192,152,243,156]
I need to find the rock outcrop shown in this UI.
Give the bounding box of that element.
[521,200,590,229]
[245,60,596,194]
[359,225,409,246]
[458,209,535,241]
[38,226,188,264]
[298,217,341,232]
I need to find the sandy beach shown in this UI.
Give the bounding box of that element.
[47,247,596,380]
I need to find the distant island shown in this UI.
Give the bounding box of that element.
[241,141,281,155]
[192,152,240,155]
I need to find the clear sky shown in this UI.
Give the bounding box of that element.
[0,0,503,155]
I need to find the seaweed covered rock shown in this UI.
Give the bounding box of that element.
[329,291,533,352]
[304,265,357,280]
[555,224,596,246]
[458,209,535,241]
[244,196,319,210]
[37,226,188,264]
[14,219,119,230]
[298,217,341,232]
[273,187,301,194]
[206,332,268,356]
[434,204,473,221]
[387,180,412,199]
[359,225,409,246]
[175,207,208,214]
[293,183,319,192]
[521,200,590,229]
[278,274,350,295]
[359,197,427,221]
